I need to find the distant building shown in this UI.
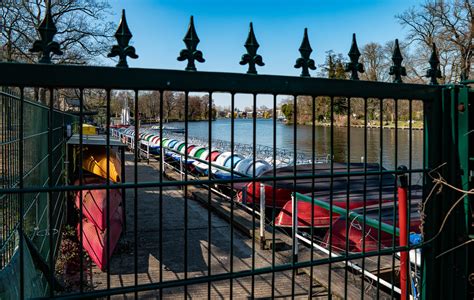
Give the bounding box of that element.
[121,98,130,125]
[276,109,284,119]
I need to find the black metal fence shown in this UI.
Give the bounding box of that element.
[0,6,472,300]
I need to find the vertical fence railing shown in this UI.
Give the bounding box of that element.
[0,67,458,300]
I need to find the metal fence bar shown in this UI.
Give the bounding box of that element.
[133,90,139,298]
[259,182,265,249]
[48,88,54,297]
[158,90,164,299]
[184,91,189,298]
[18,87,24,300]
[271,93,277,299]
[207,90,212,299]
[344,97,351,299]
[229,92,235,299]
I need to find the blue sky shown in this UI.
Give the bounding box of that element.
[107,0,419,107]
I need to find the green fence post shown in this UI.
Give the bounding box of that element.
[457,83,473,297]
[422,85,470,299]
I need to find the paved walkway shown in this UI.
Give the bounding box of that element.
[90,156,325,299]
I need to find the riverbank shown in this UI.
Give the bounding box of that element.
[293,119,424,130]
[307,120,424,130]
[210,118,424,130]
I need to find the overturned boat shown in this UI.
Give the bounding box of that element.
[237,163,395,209]
[323,198,421,253]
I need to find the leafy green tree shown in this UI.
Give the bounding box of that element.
[281,103,294,122]
[321,52,348,115]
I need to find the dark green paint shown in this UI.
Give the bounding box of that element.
[422,85,471,299]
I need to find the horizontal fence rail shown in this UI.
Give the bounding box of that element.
[0,63,441,100]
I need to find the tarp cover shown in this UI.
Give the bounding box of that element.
[262,163,396,192]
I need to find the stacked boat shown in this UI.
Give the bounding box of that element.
[74,146,123,271]
[111,127,273,181]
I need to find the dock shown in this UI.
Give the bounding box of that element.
[89,155,328,299]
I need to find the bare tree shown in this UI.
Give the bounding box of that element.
[396,0,473,82]
[360,42,390,82]
[163,91,179,123]
[1,0,114,64]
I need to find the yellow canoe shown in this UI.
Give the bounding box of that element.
[82,147,122,182]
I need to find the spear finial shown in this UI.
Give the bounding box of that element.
[389,39,407,83]
[107,9,139,68]
[29,0,63,63]
[425,43,442,85]
[177,16,205,71]
[344,33,364,80]
[294,28,316,77]
[239,22,265,74]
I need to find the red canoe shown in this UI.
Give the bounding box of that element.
[237,163,396,209]
[323,201,421,253]
[78,206,123,271]
[274,185,405,228]
[74,177,122,231]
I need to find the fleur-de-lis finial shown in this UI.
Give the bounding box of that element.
[177,16,205,71]
[389,39,407,83]
[294,28,316,77]
[344,33,364,80]
[107,9,139,68]
[240,22,265,74]
[425,43,442,85]
[29,0,63,64]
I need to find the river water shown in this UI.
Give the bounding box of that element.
[165,119,424,180]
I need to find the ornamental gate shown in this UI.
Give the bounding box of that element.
[0,7,472,300]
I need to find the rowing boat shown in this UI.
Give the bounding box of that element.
[323,200,421,252]
[274,186,420,228]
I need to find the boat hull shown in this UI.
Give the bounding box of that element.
[74,177,122,231]
[82,147,122,183]
[78,206,123,271]
[324,203,421,253]
[238,182,292,208]
[274,195,393,228]
[274,186,408,228]
[237,163,395,209]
